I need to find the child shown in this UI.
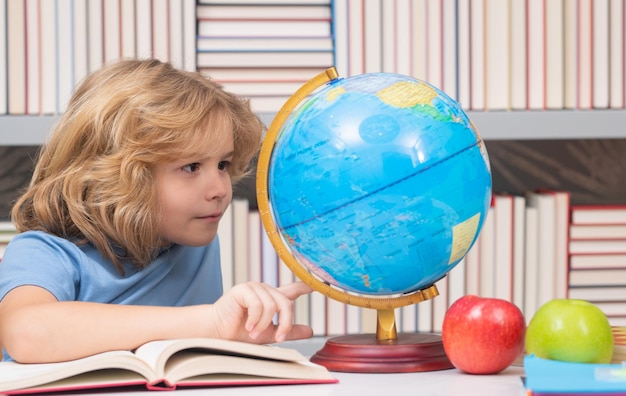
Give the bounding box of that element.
[0,59,313,363]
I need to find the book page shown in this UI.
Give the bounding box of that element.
[0,350,155,393]
[134,338,306,379]
[164,352,335,385]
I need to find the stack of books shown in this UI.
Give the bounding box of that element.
[568,206,626,325]
[196,1,334,113]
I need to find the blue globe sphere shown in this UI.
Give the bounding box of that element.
[267,73,492,296]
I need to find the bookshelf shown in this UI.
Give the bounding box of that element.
[3,110,626,146]
[2,0,626,333]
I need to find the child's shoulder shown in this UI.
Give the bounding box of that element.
[10,229,78,249]
[5,230,85,263]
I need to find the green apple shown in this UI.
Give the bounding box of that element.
[525,299,614,363]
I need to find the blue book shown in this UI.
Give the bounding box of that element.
[524,354,626,395]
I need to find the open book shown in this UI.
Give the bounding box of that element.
[0,338,337,394]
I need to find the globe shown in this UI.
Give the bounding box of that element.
[258,69,492,303]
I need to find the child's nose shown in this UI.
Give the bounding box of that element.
[205,173,230,200]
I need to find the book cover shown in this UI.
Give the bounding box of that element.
[523,205,539,321]
[479,205,495,298]
[56,0,74,113]
[135,0,152,60]
[569,253,626,270]
[463,232,481,296]
[441,0,458,101]
[7,0,26,115]
[197,37,333,52]
[72,0,89,91]
[0,338,337,394]
[87,0,103,74]
[493,194,514,301]
[544,190,570,299]
[0,0,6,114]
[469,0,485,110]
[563,0,577,109]
[456,0,471,108]
[512,195,527,310]
[509,0,527,110]
[570,224,626,240]
[151,0,169,62]
[571,206,626,225]
[613,326,626,362]
[181,0,196,71]
[197,4,331,20]
[102,0,121,63]
[246,210,263,283]
[608,0,624,108]
[120,0,136,59]
[410,0,427,82]
[524,348,626,395]
[231,198,250,285]
[25,0,40,115]
[568,286,626,302]
[198,20,331,38]
[569,268,626,287]
[592,0,610,109]
[167,0,184,69]
[485,0,509,110]
[577,0,593,109]
[196,51,334,69]
[569,240,626,255]
[525,192,557,306]
[545,0,564,109]
[524,332,626,396]
[391,0,414,77]
[431,275,449,332]
[363,0,382,73]
[344,0,366,76]
[525,0,545,110]
[217,204,234,292]
[330,0,349,77]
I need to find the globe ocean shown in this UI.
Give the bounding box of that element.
[267,73,492,295]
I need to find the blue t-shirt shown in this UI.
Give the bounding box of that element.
[0,230,224,361]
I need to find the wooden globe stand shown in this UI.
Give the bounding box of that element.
[310,292,453,373]
[256,67,453,373]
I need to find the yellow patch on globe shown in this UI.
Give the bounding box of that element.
[448,213,481,264]
[325,86,347,101]
[377,81,438,108]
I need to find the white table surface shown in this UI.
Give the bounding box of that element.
[52,337,528,396]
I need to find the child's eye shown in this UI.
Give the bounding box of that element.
[182,163,201,173]
[218,161,230,171]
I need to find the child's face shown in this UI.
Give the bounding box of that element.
[153,135,234,247]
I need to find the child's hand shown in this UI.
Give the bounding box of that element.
[210,281,314,344]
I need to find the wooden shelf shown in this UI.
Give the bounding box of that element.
[2,110,626,146]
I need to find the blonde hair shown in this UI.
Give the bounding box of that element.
[12,59,263,271]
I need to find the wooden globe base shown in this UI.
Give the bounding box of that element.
[310,333,453,373]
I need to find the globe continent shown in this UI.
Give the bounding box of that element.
[267,73,492,296]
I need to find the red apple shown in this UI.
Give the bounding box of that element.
[442,295,526,374]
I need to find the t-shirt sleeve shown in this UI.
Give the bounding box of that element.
[0,231,81,302]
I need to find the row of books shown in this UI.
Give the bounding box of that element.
[199,0,626,113]
[216,196,625,336]
[3,0,625,117]
[1,0,197,116]
[0,195,624,335]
